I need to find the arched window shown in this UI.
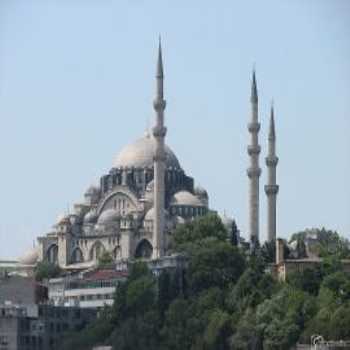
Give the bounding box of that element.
[71,248,84,263]
[135,240,153,259]
[113,246,122,260]
[47,244,58,264]
[89,241,105,261]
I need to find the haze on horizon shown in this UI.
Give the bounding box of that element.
[0,0,349,259]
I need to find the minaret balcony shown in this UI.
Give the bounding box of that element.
[265,156,279,166]
[247,167,261,178]
[247,145,261,156]
[248,122,260,133]
[264,184,279,195]
[152,125,167,138]
[153,99,166,111]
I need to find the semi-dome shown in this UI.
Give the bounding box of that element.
[85,185,100,196]
[144,207,168,221]
[113,133,181,169]
[84,210,98,224]
[97,209,120,225]
[170,191,204,207]
[18,247,39,265]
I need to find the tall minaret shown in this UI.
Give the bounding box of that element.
[265,104,279,242]
[247,70,261,246]
[152,39,167,259]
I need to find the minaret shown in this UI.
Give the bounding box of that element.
[247,70,261,246]
[265,104,279,242]
[152,38,167,259]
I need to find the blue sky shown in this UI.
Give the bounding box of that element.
[0,0,349,259]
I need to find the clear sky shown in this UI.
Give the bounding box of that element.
[0,0,349,259]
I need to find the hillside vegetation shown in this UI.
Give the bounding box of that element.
[61,214,350,350]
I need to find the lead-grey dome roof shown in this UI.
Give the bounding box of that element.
[97,209,120,225]
[113,133,181,169]
[170,191,204,207]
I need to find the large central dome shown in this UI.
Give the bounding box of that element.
[113,133,181,169]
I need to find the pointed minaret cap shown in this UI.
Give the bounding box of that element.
[156,36,164,78]
[269,101,276,140]
[250,68,258,103]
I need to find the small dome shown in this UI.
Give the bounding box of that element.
[97,209,120,225]
[18,247,39,265]
[84,210,98,224]
[194,185,208,198]
[113,134,181,169]
[170,191,204,207]
[144,207,168,221]
[220,213,234,228]
[85,185,100,196]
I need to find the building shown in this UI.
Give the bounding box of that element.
[47,254,187,308]
[0,304,96,350]
[0,260,36,279]
[48,268,127,308]
[0,275,47,306]
[274,238,350,281]
[17,41,283,269]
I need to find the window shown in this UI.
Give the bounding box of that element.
[0,336,8,345]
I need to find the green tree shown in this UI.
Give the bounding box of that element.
[256,287,316,350]
[61,310,113,350]
[187,240,245,295]
[98,251,113,266]
[230,220,239,247]
[261,241,275,264]
[173,213,227,250]
[34,261,61,281]
[287,267,323,296]
[231,308,262,350]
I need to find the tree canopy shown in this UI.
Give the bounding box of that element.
[59,219,350,350]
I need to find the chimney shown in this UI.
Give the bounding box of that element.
[276,238,284,264]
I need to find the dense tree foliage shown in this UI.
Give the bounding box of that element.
[60,217,350,350]
[34,261,61,281]
[98,251,114,266]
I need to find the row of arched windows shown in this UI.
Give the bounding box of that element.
[46,239,152,265]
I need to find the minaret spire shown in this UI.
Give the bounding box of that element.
[265,103,279,242]
[251,69,258,103]
[152,38,167,259]
[247,69,261,248]
[156,36,164,79]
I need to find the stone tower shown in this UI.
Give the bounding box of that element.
[152,39,167,259]
[247,70,261,246]
[265,104,279,242]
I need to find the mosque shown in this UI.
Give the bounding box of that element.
[17,41,279,269]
